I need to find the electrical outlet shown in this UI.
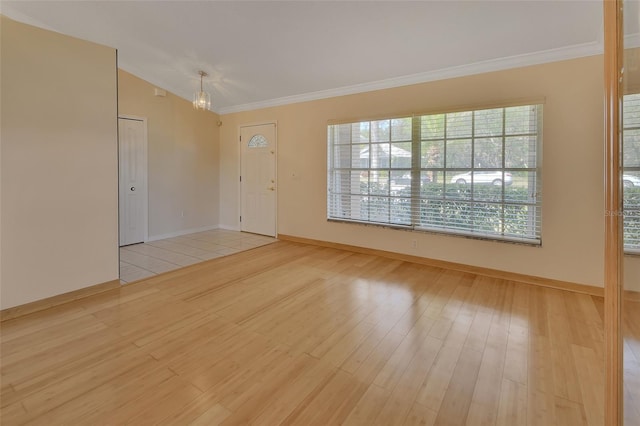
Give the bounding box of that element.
[411,240,418,249]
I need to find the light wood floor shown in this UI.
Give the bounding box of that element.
[0,241,609,425]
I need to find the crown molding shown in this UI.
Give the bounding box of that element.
[217,40,603,115]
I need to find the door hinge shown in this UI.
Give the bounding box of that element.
[240,216,242,222]
[239,175,242,182]
[239,135,242,142]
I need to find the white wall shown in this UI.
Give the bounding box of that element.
[1,17,119,309]
[220,55,608,288]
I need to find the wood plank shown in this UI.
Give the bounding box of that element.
[496,378,527,426]
[571,344,605,426]
[432,345,484,425]
[503,322,529,386]
[403,402,438,426]
[415,334,470,411]
[250,358,336,425]
[217,353,316,424]
[554,396,588,426]
[280,369,368,425]
[342,384,390,426]
[188,404,232,426]
[372,335,443,425]
[465,322,509,426]
[624,316,640,425]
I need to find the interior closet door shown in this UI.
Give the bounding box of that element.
[118,117,147,246]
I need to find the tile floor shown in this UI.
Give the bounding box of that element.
[119,229,277,283]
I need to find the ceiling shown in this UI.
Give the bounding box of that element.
[0,1,621,114]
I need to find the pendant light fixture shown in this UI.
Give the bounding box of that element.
[193,70,211,110]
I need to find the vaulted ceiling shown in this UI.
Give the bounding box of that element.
[1,1,621,114]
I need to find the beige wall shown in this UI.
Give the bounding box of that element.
[626,259,640,292]
[118,71,219,240]
[1,17,119,309]
[220,55,614,288]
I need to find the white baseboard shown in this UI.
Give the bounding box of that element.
[147,225,219,242]
[218,224,241,231]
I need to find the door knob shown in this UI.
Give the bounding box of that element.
[130,187,136,191]
[267,187,275,191]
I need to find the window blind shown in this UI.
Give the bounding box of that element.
[328,105,543,244]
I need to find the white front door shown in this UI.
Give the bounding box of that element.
[118,117,147,246]
[240,123,277,237]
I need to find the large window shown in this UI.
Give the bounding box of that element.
[623,93,640,252]
[327,104,543,244]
